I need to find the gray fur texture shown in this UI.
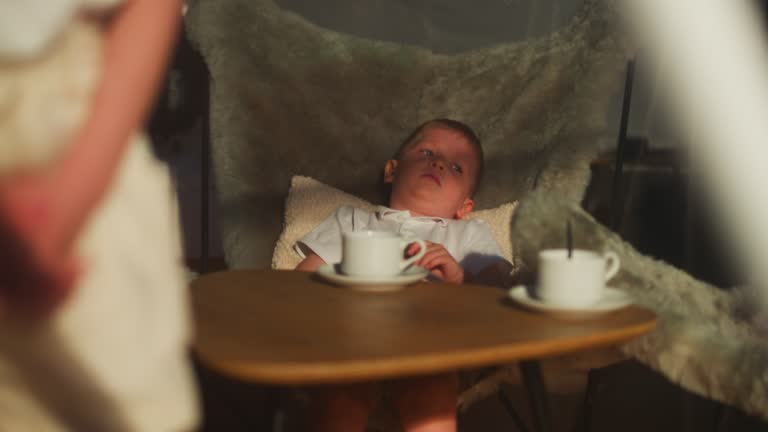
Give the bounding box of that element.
[184,0,627,268]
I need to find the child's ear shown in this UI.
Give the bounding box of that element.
[454,197,474,219]
[383,160,398,183]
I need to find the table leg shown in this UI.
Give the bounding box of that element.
[580,369,597,432]
[520,361,553,432]
[264,387,285,432]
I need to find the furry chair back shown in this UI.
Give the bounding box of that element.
[185,0,627,269]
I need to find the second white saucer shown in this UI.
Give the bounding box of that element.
[507,285,633,319]
[316,264,429,292]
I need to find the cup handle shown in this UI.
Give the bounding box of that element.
[603,251,620,281]
[400,239,427,270]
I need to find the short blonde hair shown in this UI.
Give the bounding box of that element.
[394,118,484,194]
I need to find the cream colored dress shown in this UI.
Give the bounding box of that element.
[0,1,198,430]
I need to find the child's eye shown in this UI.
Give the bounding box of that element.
[451,163,463,174]
[421,149,434,157]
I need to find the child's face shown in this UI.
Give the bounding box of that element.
[384,126,478,219]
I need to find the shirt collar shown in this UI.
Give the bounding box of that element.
[375,206,449,226]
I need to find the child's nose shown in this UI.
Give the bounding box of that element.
[431,159,446,170]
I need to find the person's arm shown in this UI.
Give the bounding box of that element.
[407,241,465,283]
[52,0,182,250]
[0,0,181,317]
[294,207,354,271]
[406,240,512,285]
[295,253,326,272]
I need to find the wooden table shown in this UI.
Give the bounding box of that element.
[191,269,656,431]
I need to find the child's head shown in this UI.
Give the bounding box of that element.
[383,119,484,219]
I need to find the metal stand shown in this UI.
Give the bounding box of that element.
[200,70,210,274]
[609,59,636,232]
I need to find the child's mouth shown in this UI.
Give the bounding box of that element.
[422,173,441,186]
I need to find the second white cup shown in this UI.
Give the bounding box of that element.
[535,249,620,307]
[341,230,426,277]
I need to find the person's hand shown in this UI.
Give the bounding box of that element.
[0,171,80,319]
[407,241,464,284]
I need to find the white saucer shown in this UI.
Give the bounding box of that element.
[507,285,633,319]
[316,264,429,292]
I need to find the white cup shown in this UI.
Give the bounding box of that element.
[340,230,427,277]
[535,249,620,307]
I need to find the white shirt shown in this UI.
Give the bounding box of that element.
[298,205,506,275]
[0,0,121,58]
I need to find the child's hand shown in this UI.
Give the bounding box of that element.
[407,241,464,284]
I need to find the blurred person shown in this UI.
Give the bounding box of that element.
[0,0,198,430]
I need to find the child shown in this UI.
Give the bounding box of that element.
[295,118,512,431]
[0,1,197,430]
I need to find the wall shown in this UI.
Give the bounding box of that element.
[275,0,582,53]
[274,0,674,151]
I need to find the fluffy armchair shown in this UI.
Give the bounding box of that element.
[184,0,626,269]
